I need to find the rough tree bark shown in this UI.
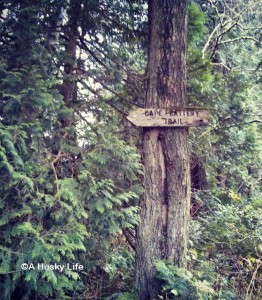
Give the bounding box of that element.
[136,0,190,299]
[60,1,79,120]
[60,0,81,140]
[56,1,80,178]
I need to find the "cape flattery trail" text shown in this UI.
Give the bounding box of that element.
[144,109,200,117]
[126,108,209,127]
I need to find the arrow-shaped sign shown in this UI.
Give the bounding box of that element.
[127,108,210,127]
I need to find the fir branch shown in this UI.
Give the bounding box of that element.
[79,35,143,89]
[78,36,108,70]
[75,111,99,136]
[78,80,128,117]
[0,246,25,256]
[82,37,124,71]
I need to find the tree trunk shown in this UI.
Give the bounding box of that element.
[61,10,77,116]
[136,1,190,299]
[60,1,80,133]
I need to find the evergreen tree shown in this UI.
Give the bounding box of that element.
[0,1,143,298]
[0,0,261,299]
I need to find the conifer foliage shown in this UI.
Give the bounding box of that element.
[0,0,261,299]
[0,1,143,298]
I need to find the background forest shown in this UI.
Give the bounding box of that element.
[0,0,261,299]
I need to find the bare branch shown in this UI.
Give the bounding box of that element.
[219,36,261,45]
[51,150,62,199]
[202,22,225,58]
[211,62,231,71]
[216,120,262,130]
[237,23,262,31]
[202,1,261,58]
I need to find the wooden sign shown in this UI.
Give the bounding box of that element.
[127,108,210,127]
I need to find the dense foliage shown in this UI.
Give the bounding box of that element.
[0,0,261,299]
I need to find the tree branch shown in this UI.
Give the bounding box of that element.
[217,120,262,129]
[219,36,261,45]
[122,228,136,251]
[202,22,224,58]
[78,80,128,117]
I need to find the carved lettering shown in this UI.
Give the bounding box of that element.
[127,108,209,127]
